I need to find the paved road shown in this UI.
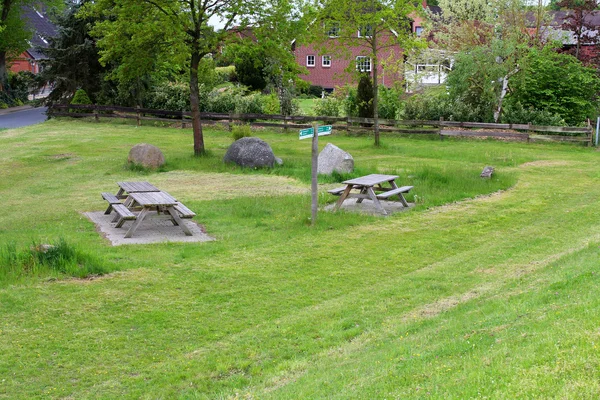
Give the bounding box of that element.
[0,107,48,129]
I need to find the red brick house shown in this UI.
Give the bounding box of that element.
[8,6,57,75]
[293,1,439,92]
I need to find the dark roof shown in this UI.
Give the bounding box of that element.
[20,6,57,60]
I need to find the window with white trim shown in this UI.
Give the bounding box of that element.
[307,55,315,67]
[322,55,331,67]
[326,23,340,37]
[358,24,373,38]
[415,26,423,37]
[356,56,371,72]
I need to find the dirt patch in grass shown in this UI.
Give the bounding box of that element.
[151,171,309,201]
[520,160,572,168]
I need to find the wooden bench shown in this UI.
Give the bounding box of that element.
[113,204,137,228]
[376,185,413,207]
[328,186,358,195]
[102,192,122,215]
[375,185,413,199]
[174,202,195,219]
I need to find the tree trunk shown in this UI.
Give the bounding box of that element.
[0,51,7,92]
[372,35,380,147]
[189,51,205,156]
[494,68,519,123]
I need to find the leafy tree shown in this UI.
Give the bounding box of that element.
[506,47,600,125]
[228,44,267,91]
[310,0,423,146]
[434,0,546,122]
[40,0,107,105]
[555,0,600,63]
[86,0,265,156]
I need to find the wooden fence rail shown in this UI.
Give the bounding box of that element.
[48,104,594,144]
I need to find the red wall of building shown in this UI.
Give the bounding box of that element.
[8,52,39,74]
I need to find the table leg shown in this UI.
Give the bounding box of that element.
[166,206,193,236]
[367,187,387,215]
[124,207,149,238]
[390,180,409,207]
[334,185,353,211]
[356,187,368,204]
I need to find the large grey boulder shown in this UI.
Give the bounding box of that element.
[318,143,354,175]
[223,137,276,168]
[128,143,165,169]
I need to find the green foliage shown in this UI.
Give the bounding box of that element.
[262,93,280,114]
[7,71,37,103]
[234,92,264,114]
[40,0,108,105]
[231,124,252,140]
[446,47,503,122]
[229,44,267,91]
[145,81,193,111]
[507,47,600,126]
[295,78,311,95]
[378,86,404,120]
[313,96,341,117]
[71,89,92,105]
[215,66,237,83]
[357,74,374,119]
[501,102,566,126]
[308,85,324,98]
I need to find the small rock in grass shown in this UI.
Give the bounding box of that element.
[480,166,494,178]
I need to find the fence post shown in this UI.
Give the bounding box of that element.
[136,106,141,127]
[94,105,99,123]
[181,111,185,129]
[284,115,288,133]
[347,116,351,132]
[228,112,233,131]
[439,116,444,141]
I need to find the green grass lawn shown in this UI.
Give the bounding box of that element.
[297,98,318,115]
[1,119,600,398]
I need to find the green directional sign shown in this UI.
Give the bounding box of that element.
[317,125,333,136]
[299,127,314,140]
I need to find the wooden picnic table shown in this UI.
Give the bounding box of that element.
[115,181,160,199]
[330,174,413,215]
[123,191,193,238]
[101,181,196,239]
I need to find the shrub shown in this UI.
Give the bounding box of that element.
[70,88,93,113]
[71,88,92,105]
[501,101,565,126]
[235,93,264,114]
[296,78,310,95]
[145,81,192,111]
[262,93,281,114]
[313,96,341,117]
[231,124,252,140]
[378,86,403,120]
[216,66,237,83]
[340,86,359,117]
[308,85,324,98]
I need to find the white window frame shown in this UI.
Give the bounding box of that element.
[415,26,423,37]
[356,56,371,72]
[327,23,340,38]
[322,55,332,67]
[358,25,373,38]
[306,55,316,67]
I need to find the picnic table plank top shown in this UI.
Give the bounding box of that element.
[342,174,399,186]
[117,181,160,193]
[129,191,177,206]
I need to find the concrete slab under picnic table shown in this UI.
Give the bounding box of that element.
[324,199,414,216]
[84,211,215,246]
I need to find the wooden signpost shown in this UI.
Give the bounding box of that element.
[300,124,333,226]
